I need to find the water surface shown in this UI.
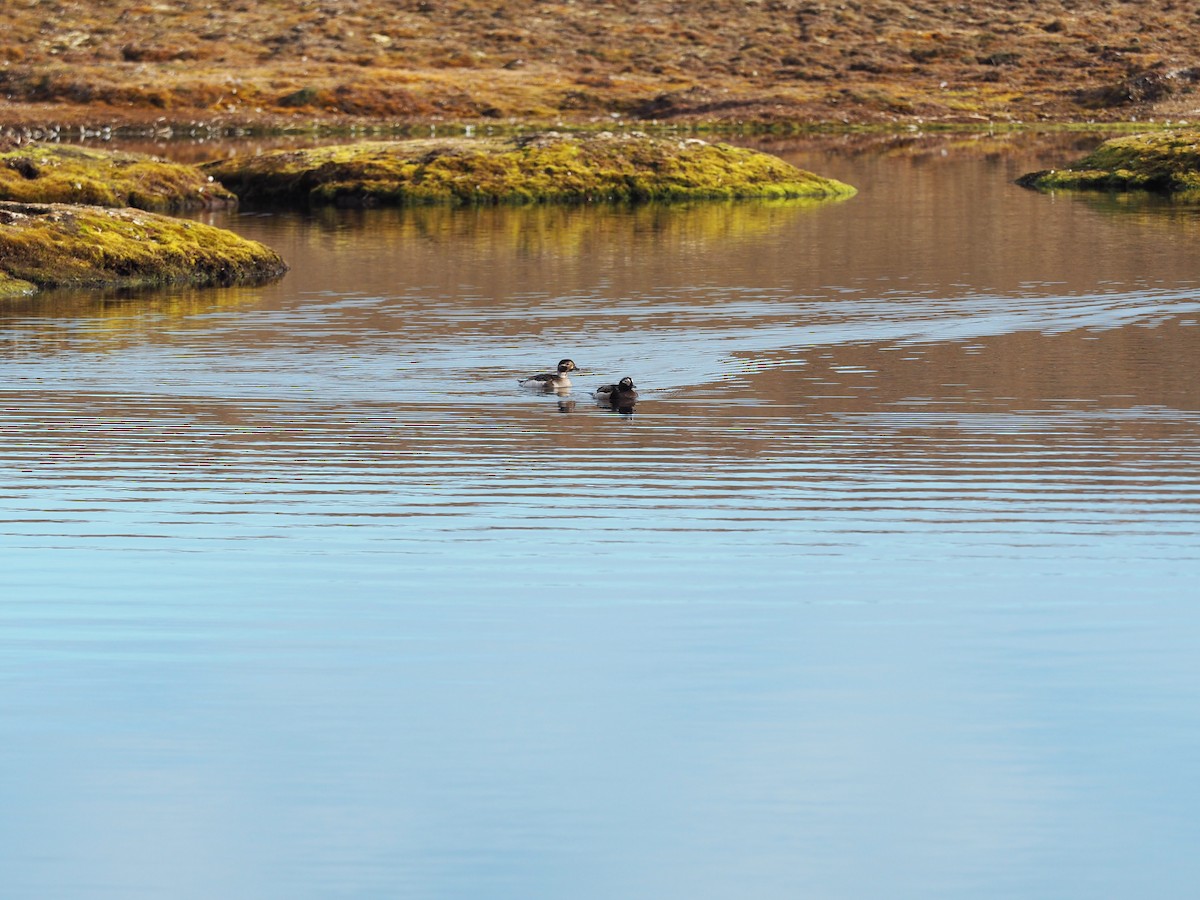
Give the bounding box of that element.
[2,132,1198,898]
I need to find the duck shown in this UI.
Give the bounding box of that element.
[519,358,578,390]
[594,376,638,409]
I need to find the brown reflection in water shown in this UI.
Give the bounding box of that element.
[758,317,1200,415]
[13,132,1200,322]
[0,283,275,357]
[1049,191,1200,232]
[699,317,1200,491]
[122,197,852,346]
[216,170,1196,313]
[5,134,1199,460]
[13,312,1193,455]
[4,316,1195,566]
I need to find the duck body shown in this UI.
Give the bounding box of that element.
[594,376,638,409]
[519,358,578,390]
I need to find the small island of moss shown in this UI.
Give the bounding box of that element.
[1018,131,1200,195]
[203,133,856,207]
[1,143,237,212]
[0,201,287,298]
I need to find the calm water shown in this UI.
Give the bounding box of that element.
[2,133,1199,898]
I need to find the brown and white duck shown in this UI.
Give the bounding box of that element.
[519,358,578,390]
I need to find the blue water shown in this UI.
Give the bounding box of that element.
[1,134,1198,898]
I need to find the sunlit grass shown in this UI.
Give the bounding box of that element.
[203,133,857,206]
[0,202,287,292]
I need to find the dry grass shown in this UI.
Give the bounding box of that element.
[1,1,1199,132]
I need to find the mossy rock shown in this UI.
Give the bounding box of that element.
[203,133,857,207]
[0,201,287,294]
[1018,130,1200,195]
[1,144,237,212]
[0,271,37,299]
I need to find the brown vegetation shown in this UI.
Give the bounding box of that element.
[1,1,1199,134]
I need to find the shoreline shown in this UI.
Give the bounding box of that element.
[0,112,1177,146]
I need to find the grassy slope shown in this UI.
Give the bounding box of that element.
[1,1,1199,131]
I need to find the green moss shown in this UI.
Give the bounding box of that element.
[0,144,238,212]
[0,201,287,292]
[0,271,37,298]
[203,133,857,207]
[1017,130,1200,194]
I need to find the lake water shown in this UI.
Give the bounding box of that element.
[2,132,1198,898]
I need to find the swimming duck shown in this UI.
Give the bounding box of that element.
[594,376,638,408]
[519,358,578,390]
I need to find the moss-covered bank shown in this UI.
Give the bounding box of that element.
[203,133,856,207]
[1,144,237,212]
[0,201,287,295]
[0,271,36,299]
[1018,131,1200,195]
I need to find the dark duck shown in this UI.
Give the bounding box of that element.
[594,376,638,409]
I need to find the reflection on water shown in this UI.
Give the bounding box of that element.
[2,134,1199,899]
